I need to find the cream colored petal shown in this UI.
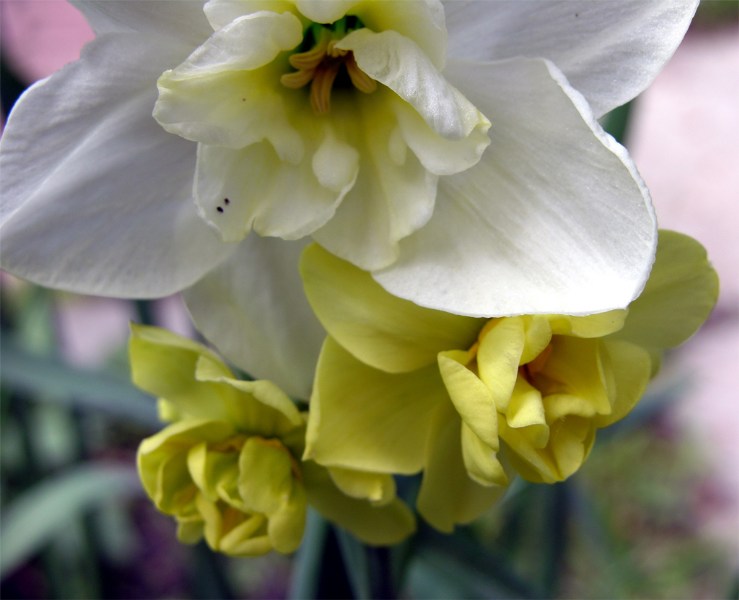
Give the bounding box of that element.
[162,11,302,78]
[195,142,343,243]
[391,96,490,176]
[354,0,447,69]
[312,91,439,271]
[338,29,487,141]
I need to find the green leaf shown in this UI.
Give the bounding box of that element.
[0,342,159,427]
[0,463,142,577]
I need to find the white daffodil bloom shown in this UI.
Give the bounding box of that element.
[0,1,697,397]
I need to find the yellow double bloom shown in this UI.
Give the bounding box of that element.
[301,231,718,531]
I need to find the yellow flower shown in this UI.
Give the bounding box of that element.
[300,231,718,531]
[131,325,414,555]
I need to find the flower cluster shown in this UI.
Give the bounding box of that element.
[0,0,713,556]
[300,230,718,531]
[131,325,414,555]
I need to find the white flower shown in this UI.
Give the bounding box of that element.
[0,0,697,397]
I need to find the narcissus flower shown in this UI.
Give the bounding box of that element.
[0,1,697,392]
[300,231,718,531]
[131,325,414,555]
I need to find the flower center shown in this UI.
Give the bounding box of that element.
[280,17,377,115]
[521,343,553,385]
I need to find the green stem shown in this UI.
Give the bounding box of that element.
[288,510,329,600]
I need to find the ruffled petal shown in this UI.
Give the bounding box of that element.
[194,137,353,242]
[311,91,439,270]
[338,28,488,141]
[374,57,656,317]
[444,0,698,117]
[0,34,234,297]
[183,236,324,401]
[154,12,303,149]
[305,338,447,474]
[301,244,483,374]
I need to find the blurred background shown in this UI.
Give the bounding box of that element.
[1,1,737,598]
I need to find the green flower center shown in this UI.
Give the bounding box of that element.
[280,16,376,114]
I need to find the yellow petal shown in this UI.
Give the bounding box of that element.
[305,338,447,475]
[438,351,498,449]
[417,404,507,532]
[328,467,397,506]
[613,230,718,350]
[596,339,652,428]
[301,244,483,373]
[302,462,416,546]
[476,317,527,411]
[460,422,508,487]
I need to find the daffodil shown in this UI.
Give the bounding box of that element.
[300,231,718,531]
[1,1,697,395]
[131,324,415,555]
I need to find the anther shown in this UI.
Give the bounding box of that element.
[311,62,341,114]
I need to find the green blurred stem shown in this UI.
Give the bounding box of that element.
[542,482,571,598]
[288,509,330,600]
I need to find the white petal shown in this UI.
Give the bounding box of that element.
[73,0,211,44]
[374,58,656,317]
[337,28,487,140]
[0,34,233,297]
[444,0,698,117]
[182,236,325,400]
[195,133,353,241]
